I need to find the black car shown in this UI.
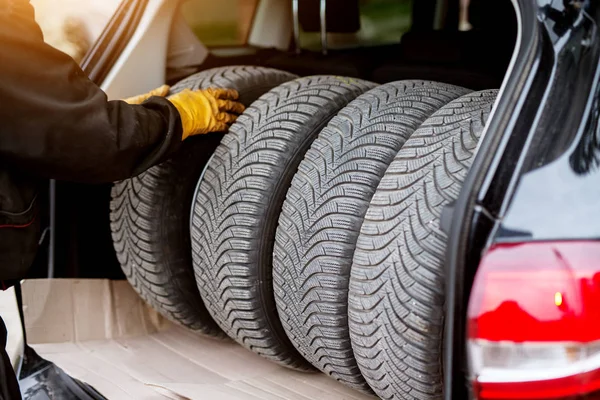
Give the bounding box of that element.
[445,1,600,399]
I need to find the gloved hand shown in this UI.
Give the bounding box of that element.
[167,88,245,139]
[123,85,171,105]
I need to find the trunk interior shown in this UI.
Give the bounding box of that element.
[31,0,518,295]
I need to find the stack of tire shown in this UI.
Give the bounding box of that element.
[111,65,497,399]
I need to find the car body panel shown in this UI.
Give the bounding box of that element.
[101,0,179,99]
[498,13,600,241]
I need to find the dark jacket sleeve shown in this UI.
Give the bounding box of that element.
[0,0,183,183]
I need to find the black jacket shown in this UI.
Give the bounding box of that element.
[0,0,184,282]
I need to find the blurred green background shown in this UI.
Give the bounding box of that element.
[181,0,256,46]
[182,0,413,48]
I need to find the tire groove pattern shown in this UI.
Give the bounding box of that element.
[191,76,375,369]
[273,81,471,392]
[110,66,296,335]
[348,90,498,399]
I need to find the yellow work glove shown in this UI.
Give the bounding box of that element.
[167,88,245,139]
[123,85,171,105]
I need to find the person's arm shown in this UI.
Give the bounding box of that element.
[0,0,182,183]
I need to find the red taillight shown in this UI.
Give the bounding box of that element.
[467,241,600,400]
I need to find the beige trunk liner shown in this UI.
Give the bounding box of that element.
[20,279,372,400]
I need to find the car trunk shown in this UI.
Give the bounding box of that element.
[8,279,371,399]
[11,0,521,398]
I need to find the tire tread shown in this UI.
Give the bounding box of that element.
[273,81,471,391]
[348,90,498,399]
[191,76,375,367]
[110,66,296,334]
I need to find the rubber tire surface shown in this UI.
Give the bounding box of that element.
[348,90,498,399]
[190,76,376,368]
[110,66,297,336]
[273,81,471,392]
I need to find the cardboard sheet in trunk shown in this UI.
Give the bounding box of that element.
[20,279,372,400]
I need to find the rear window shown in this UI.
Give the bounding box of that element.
[182,0,259,47]
[299,0,413,51]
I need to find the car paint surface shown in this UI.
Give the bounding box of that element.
[497,0,600,242]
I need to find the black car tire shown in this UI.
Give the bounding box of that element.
[348,90,498,399]
[110,66,297,336]
[190,76,376,368]
[273,81,471,392]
